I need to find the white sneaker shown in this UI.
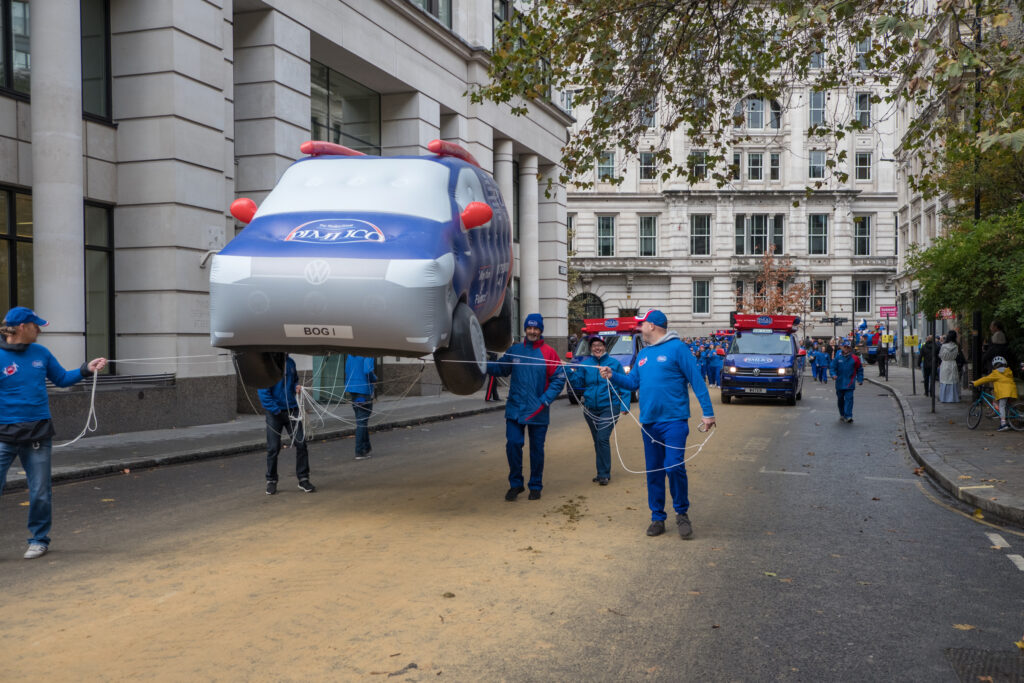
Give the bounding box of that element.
[23,543,48,560]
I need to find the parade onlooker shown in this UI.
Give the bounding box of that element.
[575,336,630,485]
[258,354,314,494]
[0,307,107,559]
[971,356,1018,432]
[920,335,936,397]
[981,320,1011,374]
[937,331,965,403]
[600,310,715,540]
[484,352,502,402]
[487,314,566,501]
[829,339,864,423]
[345,355,376,459]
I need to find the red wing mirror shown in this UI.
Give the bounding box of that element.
[230,198,258,225]
[460,202,492,230]
[798,348,807,356]
[565,351,573,360]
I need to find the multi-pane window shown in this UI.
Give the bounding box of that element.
[0,187,32,310]
[640,99,657,129]
[770,153,781,180]
[811,279,828,313]
[0,0,30,93]
[566,214,575,255]
[809,90,825,127]
[493,0,512,48]
[639,216,657,257]
[639,152,657,181]
[734,97,782,129]
[558,89,575,116]
[693,280,711,314]
[735,214,784,255]
[311,61,382,154]
[735,280,745,309]
[855,37,872,70]
[747,152,763,180]
[808,214,829,255]
[732,152,741,180]
[81,0,111,118]
[747,98,764,129]
[597,151,615,181]
[84,203,113,367]
[689,149,707,179]
[409,0,452,28]
[809,150,826,179]
[854,280,872,313]
[855,152,872,180]
[854,92,871,127]
[597,215,615,256]
[690,214,711,256]
[854,215,871,256]
[810,52,825,69]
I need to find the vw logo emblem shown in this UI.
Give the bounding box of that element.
[304,260,331,285]
[752,368,761,376]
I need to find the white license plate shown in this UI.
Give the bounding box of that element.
[283,324,353,339]
[745,388,768,394]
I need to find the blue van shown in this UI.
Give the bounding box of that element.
[720,314,806,406]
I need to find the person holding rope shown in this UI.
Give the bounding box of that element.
[258,354,314,494]
[345,355,377,460]
[574,335,630,486]
[600,309,715,540]
[487,313,566,502]
[0,307,107,559]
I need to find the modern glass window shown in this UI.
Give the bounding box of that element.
[811,279,828,313]
[854,215,871,256]
[81,0,111,118]
[689,149,707,179]
[639,152,657,181]
[639,215,657,257]
[732,152,741,180]
[566,214,575,255]
[854,280,872,314]
[310,61,381,154]
[769,152,780,180]
[809,90,825,127]
[84,203,113,367]
[855,37,872,70]
[855,151,872,180]
[735,214,784,255]
[0,0,30,94]
[693,280,711,314]
[408,0,452,28]
[809,150,826,179]
[735,280,745,309]
[492,0,512,46]
[512,159,520,242]
[0,187,32,310]
[597,216,615,256]
[808,214,828,255]
[690,214,711,256]
[854,92,871,127]
[747,152,763,181]
[597,151,615,181]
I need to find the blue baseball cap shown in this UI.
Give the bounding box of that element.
[841,339,852,347]
[635,309,668,328]
[3,306,48,327]
[524,313,544,332]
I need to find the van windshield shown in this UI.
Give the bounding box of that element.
[576,334,638,357]
[729,332,794,355]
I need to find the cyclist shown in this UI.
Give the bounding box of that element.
[971,356,1018,432]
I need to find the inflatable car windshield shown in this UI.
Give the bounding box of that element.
[209,140,513,395]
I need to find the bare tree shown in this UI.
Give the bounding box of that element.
[737,247,811,316]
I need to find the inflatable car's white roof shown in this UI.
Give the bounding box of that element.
[256,158,453,222]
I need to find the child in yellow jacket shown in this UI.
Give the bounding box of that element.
[972,356,1018,432]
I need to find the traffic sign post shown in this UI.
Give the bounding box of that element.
[906,334,920,394]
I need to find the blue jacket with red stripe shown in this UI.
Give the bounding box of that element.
[487,337,566,425]
[830,351,864,390]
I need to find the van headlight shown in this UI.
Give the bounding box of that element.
[778,367,792,375]
[728,366,737,374]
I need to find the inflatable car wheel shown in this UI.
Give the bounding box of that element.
[234,351,285,389]
[482,289,513,352]
[435,303,487,395]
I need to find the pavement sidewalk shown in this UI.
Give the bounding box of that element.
[866,364,1024,527]
[2,389,506,492]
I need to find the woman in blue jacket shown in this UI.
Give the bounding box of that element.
[575,336,631,485]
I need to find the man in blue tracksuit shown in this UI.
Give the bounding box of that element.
[487,314,566,501]
[0,307,107,559]
[345,355,376,459]
[601,310,716,539]
[829,339,864,423]
[815,348,830,383]
[257,354,314,494]
[707,345,725,387]
[574,335,631,485]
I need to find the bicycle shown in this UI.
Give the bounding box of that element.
[967,388,1024,430]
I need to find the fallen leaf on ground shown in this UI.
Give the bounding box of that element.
[958,475,972,480]
[122,469,130,474]
[442,592,455,598]
[953,623,975,631]
[973,509,985,519]
[913,467,925,476]
[688,591,701,595]
[101,498,115,502]
[19,502,28,507]
[764,572,777,577]
[1015,639,1024,650]
[779,578,793,583]
[871,497,880,501]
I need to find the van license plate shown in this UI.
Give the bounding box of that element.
[745,388,767,394]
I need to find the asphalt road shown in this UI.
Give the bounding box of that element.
[2,379,1023,681]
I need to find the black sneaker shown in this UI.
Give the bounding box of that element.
[266,481,277,495]
[676,513,694,540]
[297,479,316,493]
[847,417,854,424]
[354,449,372,460]
[646,520,665,536]
[505,486,525,501]
[528,489,541,500]
[597,477,610,486]
[997,423,1011,432]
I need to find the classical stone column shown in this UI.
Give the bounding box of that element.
[31,0,85,364]
[538,163,567,346]
[493,140,515,229]
[381,92,439,157]
[518,154,540,316]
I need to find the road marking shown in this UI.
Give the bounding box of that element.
[864,476,918,483]
[985,533,1010,548]
[1008,555,1024,571]
[760,467,809,476]
[958,485,995,490]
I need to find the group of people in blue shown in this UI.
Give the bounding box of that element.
[680,338,728,388]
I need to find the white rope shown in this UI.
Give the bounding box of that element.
[54,371,99,448]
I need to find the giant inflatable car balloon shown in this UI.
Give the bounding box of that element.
[209,140,513,394]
